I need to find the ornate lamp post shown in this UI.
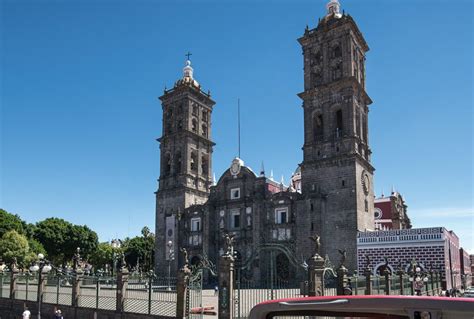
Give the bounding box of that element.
[167,240,174,291]
[408,262,429,296]
[29,253,52,319]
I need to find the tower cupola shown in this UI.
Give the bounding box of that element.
[326,0,342,18]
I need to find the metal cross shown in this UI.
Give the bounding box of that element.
[185,51,192,60]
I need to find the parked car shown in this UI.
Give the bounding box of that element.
[248,295,474,319]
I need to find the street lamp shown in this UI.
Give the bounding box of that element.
[408,263,429,296]
[29,253,52,319]
[167,240,174,291]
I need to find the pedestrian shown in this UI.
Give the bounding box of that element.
[445,289,450,297]
[22,307,31,319]
[214,285,218,296]
[55,309,64,319]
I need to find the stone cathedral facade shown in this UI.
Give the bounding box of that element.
[155,0,375,282]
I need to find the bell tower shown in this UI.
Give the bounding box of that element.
[155,57,215,273]
[298,0,375,269]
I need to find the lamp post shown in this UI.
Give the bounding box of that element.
[408,263,429,296]
[29,253,52,319]
[167,240,174,291]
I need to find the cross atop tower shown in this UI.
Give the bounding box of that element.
[185,51,192,60]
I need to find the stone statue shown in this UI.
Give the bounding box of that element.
[181,248,189,266]
[73,247,81,270]
[11,257,18,272]
[364,254,371,270]
[309,234,321,256]
[338,249,346,267]
[224,233,235,256]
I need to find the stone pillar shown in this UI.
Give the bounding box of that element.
[336,266,348,295]
[116,266,129,313]
[10,268,19,300]
[397,270,404,295]
[176,265,190,319]
[218,253,234,319]
[383,269,391,295]
[308,254,325,296]
[72,270,83,308]
[364,268,372,295]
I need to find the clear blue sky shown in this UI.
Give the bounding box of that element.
[1,0,472,252]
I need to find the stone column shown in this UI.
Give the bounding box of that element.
[308,254,325,296]
[364,268,372,295]
[116,266,129,313]
[176,265,190,319]
[336,266,348,295]
[397,270,404,295]
[72,269,83,308]
[10,268,19,300]
[383,269,391,295]
[218,253,234,319]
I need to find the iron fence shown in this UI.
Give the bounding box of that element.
[1,272,177,317]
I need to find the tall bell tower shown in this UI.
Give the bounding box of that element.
[155,57,215,273]
[298,0,375,269]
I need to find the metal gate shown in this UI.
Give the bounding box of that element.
[186,269,203,318]
[233,243,307,318]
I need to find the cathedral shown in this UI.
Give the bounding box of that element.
[155,0,375,282]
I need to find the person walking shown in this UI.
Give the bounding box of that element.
[22,307,31,319]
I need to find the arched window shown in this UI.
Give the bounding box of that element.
[313,114,324,141]
[335,110,343,137]
[334,46,342,58]
[201,155,209,175]
[201,124,207,137]
[190,152,197,172]
[175,152,182,174]
[191,118,197,133]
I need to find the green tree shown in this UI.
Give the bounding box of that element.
[0,209,25,237]
[123,227,155,271]
[89,242,122,271]
[0,230,36,267]
[34,218,71,264]
[35,218,99,265]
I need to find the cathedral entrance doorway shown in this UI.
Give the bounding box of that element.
[233,243,306,318]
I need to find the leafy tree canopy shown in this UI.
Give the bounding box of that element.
[0,208,25,237]
[123,227,155,271]
[34,218,98,265]
[0,230,36,267]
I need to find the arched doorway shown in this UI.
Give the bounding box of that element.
[276,253,290,281]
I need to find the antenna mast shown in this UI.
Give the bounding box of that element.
[238,98,241,158]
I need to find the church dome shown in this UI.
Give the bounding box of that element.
[174,59,200,89]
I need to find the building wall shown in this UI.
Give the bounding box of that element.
[357,227,462,290]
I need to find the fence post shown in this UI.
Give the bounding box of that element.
[308,254,325,296]
[336,265,348,295]
[116,260,129,313]
[95,277,100,309]
[218,252,235,319]
[176,264,189,319]
[397,270,404,295]
[383,269,391,295]
[10,264,19,300]
[364,268,372,295]
[72,269,83,307]
[147,271,153,315]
